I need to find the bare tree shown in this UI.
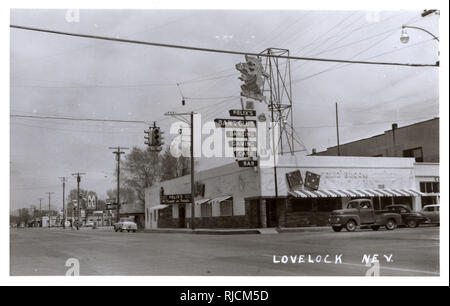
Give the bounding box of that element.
[119,147,189,202]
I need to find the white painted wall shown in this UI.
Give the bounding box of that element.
[260,155,417,197]
[144,163,260,229]
[413,162,440,210]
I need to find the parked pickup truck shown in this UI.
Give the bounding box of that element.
[328,199,402,232]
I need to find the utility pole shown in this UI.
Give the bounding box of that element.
[109,147,129,223]
[38,198,43,227]
[45,192,54,228]
[190,112,195,230]
[59,176,68,228]
[165,111,196,230]
[335,102,341,156]
[71,172,86,229]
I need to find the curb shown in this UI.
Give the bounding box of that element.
[143,227,330,235]
[143,229,260,235]
[277,227,330,233]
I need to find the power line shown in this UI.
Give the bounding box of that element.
[11,72,239,89]
[10,114,150,124]
[10,25,438,68]
[290,13,421,73]
[294,114,439,129]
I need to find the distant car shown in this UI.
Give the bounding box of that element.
[385,205,429,228]
[85,221,94,227]
[421,204,440,225]
[114,220,138,232]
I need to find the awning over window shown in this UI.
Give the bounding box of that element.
[289,189,423,198]
[195,198,211,205]
[149,205,169,211]
[209,195,232,205]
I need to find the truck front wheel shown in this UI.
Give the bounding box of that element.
[345,220,357,232]
[385,219,397,230]
[332,226,342,232]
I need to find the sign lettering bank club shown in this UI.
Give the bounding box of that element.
[213,55,267,168]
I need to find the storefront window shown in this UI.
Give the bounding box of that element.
[201,203,212,217]
[421,196,438,206]
[317,198,341,212]
[290,198,313,212]
[393,196,412,208]
[220,199,233,216]
[380,197,393,209]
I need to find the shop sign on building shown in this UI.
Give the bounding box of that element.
[229,109,257,117]
[286,170,303,189]
[304,171,321,190]
[214,118,257,129]
[238,160,258,167]
[160,194,192,204]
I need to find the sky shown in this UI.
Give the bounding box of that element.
[9,9,440,211]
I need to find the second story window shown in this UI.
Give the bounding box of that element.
[403,147,424,162]
[420,181,440,193]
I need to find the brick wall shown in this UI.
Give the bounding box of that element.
[284,212,330,227]
[157,201,260,229]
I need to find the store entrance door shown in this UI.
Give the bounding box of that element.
[266,199,278,227]
[179,204,186,228]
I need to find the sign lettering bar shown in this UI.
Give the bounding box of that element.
[214,119,257,129]
[228,140,257,148]
[160,194,192,204]
[226,130,257,138]
[234,150,257,158]
[229,109,256,117]
[238,160,258,167]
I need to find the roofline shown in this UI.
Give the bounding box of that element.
[314,117,439,153]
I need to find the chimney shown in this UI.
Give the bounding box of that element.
[312,148,317,155]
[391,123,398,157]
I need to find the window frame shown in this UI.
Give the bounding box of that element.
[219,199,233,216]
[402,147,424,162]
[200,203,212,217]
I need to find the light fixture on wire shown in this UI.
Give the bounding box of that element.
[400,26,410,44]
[177,83,186,106]
[400,25,439,44]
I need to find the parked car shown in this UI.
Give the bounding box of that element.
[384,205,429,228]
[114,220,138,232]
[421,204,440,225]
[85,220,94,227]
[328,199,402,232]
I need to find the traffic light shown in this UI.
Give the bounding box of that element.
[153,127,160,146]
[144,128,151,146]
[152,127,164,147]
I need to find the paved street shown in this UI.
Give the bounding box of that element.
[10,226,439,276]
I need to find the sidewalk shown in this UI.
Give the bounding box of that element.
[144,226,330,235]
[35,226,114,232]
[144,228,260,235]
[32,226,331,235]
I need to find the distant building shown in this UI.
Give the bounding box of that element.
[144,156,427,230]
[120,201,145,229]
[313,118,439,163]
[312,118,440,209]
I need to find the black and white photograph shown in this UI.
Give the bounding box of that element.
[3,0,448,287]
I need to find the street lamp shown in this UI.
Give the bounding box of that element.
[400,25,439,44]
